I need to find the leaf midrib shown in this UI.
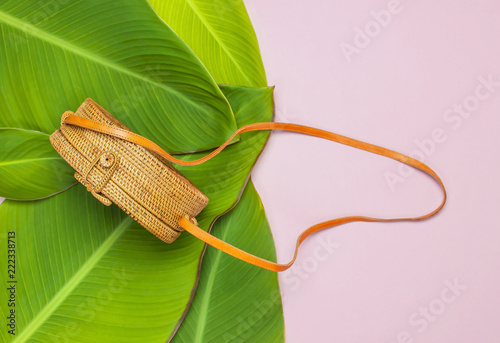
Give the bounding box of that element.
[192,217,232,343]
[0,9,209,113]
[0,156,60,167]
[182,0,253,85]
[13,216,134,343]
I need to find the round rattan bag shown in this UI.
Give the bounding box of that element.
[50,99,209,243]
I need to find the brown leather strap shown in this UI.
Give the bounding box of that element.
[64,114,446,272]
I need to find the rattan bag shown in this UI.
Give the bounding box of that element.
[50,98,208,243]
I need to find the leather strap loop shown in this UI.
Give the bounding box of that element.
[64,114,446,272]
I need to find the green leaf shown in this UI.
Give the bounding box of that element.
[0,85,274,343]
[2,84,274,208]
[0,0,237,153]
[0,128,75,200]
[172,180,284,343]
[174,85,274,222]
[149,0,267,87]
[169,85,283,342]
[0,185,203,343]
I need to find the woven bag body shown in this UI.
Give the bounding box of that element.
[50,99,208,243]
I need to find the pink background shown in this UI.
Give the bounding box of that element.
[247,0,500,342]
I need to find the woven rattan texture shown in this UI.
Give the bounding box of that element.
[50,99,209,243]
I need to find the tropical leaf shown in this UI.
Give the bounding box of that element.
[0,85,274,343]
[169,85,285,342]
[174,85,273,223]
[172,180,284,343]
[0,0,237,153]
[0,185,204,343]
[149,0,267,87]
[0,128,75,200]
[0,84,273,204]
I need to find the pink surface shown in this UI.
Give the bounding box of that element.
[246,0,500,342]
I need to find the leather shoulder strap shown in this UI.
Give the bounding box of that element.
[64,114,446,272]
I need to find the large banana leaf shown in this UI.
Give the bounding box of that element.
[0,185,202,343]
[0,0,237,153]
[172,180,284,343]
[0,85,274,343]
[149,0,267,87]
[169,85,285,342]
[0,84,273,203]
[0,85,272,201]
[174,85,273,217]
[0,128,75,200]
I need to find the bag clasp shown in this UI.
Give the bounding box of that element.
[75,151,120,206]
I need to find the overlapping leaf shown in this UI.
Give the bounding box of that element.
[0,0,237,153]
[173,85,273,218]
[168,86,285,342]
[172,181,284,343]
[0,186,202,343]
[149,0,267,87]
[0,128,75,200]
